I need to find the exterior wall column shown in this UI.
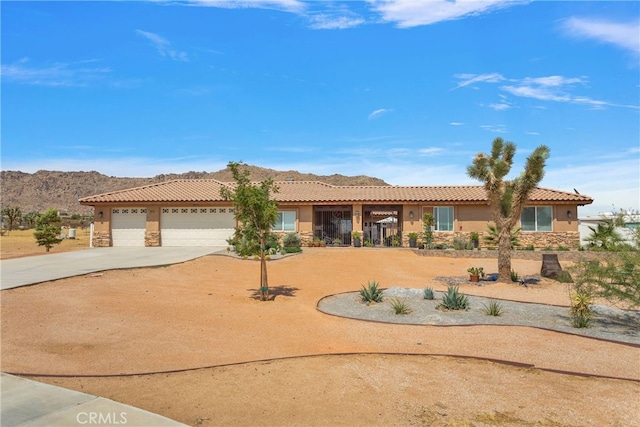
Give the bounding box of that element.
[92,206,112,247]
[145,207,161,247]
[352,204,363,233]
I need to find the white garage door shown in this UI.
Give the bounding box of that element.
[161,207,235,246]
[111,208,146,247]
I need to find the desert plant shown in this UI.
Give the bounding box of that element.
[282,232,301,248]
[389,297,412,314]
[510,270,519,282]
[360,280,384,304]
[438,286,469,310]
[470,231,480,248]
[571,313,591,328]
[570,251,640,306]
[423,213,435,249]
[569,291,593,328]
[332,238,342,245]
[453,237,474,250]
[423,287,435,300]
[483,300,503,316]
[467,267,484,277]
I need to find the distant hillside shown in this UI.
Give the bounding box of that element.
[0,166,389,215]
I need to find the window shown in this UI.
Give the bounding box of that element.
[521,206,552,231]
[434,207,454,231]
[274,211,296,232]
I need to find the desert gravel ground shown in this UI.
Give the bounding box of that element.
[1,247,639,426]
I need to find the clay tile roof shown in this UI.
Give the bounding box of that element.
[79,179,594,205]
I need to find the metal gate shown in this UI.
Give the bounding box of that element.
[314,207,352,245]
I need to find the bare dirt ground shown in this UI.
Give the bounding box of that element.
[1,247,639,426]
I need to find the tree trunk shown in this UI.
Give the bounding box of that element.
[259,234,269,301]
[497,224,512,282]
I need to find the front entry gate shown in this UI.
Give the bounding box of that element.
[314,206,352,245]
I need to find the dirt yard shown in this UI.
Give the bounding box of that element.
[1,247,639,426]
[0,228,91,259]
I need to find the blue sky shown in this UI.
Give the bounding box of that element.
[2,0,639,216]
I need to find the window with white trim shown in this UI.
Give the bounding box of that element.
[434,207,454,231]
[274,211,296,232]
[521,206,552,231]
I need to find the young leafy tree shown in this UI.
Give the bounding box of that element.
[33,208,63,252]
[221,161,279,301]
[467,137,550,282]
[2,206,22,233]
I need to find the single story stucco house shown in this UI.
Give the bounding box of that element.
[79,179,593,249]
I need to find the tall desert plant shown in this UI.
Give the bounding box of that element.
[467,138,549,282]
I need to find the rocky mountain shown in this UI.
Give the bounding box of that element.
[0,166,388,215]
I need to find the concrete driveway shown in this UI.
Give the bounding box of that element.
[0,247,224,290]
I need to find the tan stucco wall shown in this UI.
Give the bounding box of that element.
[89,201,583,248]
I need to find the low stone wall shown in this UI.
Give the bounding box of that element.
[427,231,580,250]
[416,248,604,262]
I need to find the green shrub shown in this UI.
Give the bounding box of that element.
[555,270,573,283]
[282,246,302,254]
[423,287,435,300]
[389,297,412,314]
[360,281,383,304]
[438,286,469,310]
[510,270,519,282]
[483,300,503,316]
[453,237,473,250]
[571,313,591,328]
[282,232,301,248]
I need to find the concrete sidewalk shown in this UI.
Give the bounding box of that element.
[0,246,224,290]
[1,373,186,426]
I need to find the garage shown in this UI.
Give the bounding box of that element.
[161,207,235,246]
[111,208,146,246]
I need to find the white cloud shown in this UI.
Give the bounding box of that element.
[449,122,465,126]
[0,58,110,87]
[480,124,507,133]
[455,72,639,110]
[562,17,640,55]
[418,147,444,156]
[368,108,392,120]
[182,0,306,13]
[136,30,189,62]
[452,73,505,90]
[368,0,527,28]
[544,158,640,217]
[488,102,511,111]
[308,14,365,30]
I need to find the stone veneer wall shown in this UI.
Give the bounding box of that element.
[429,231,580,250]
[92,231,111,247]
[145,231,161,247]
[417,248,603,262]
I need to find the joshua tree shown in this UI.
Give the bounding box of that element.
[2,206,22,233]
[221,161,279,301]
[467,137,549,282]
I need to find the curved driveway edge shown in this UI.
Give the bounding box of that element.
[1,373,186,426]
[0,247,224,290]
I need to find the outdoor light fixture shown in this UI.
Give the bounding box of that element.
[355,210,360,218]
[98,211,103,218]
[567,210,572,219]
[409,211,414,219]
